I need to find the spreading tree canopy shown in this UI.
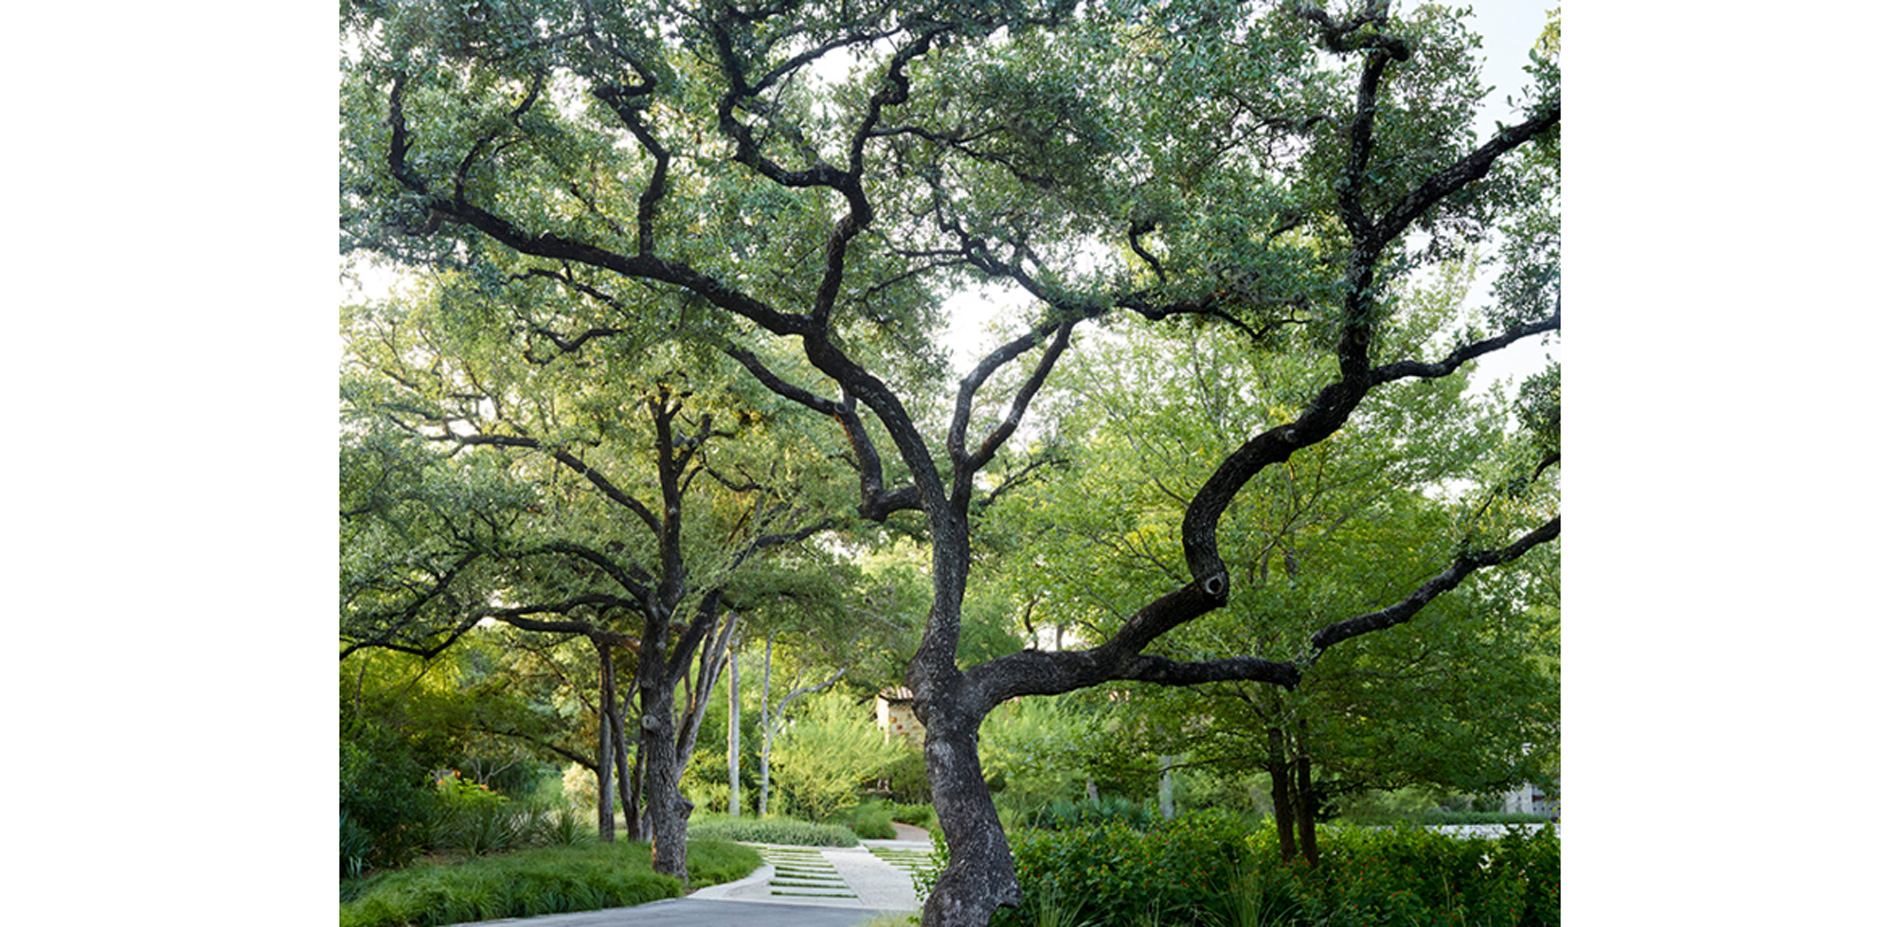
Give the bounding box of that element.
[341,2,1559,922]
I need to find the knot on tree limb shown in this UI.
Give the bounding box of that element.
[1199,571,1228,599]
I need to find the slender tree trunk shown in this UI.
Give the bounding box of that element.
[1158,755,1176,820]
[596,643,617,841]
[1266,724,1297,863]
[1294,720,1319,866]
[758,633,775,817]
[633,729,652,842]
[729,642,743,817]
[617,673,640,841]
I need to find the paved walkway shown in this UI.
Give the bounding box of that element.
[444,826,936,927]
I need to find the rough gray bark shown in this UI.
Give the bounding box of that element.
[597,643,615,841]
[728,635,743,817]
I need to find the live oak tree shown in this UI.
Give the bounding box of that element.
[340,2,1559,923]
[995,295,1557,862]
[340,276,855,880]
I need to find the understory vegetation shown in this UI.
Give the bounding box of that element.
[966,813,1560,927]
[338,839,760,927]
[684,815,861,847]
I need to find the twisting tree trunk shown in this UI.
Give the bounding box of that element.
[640,662,690,879]
[918,700,1020,926]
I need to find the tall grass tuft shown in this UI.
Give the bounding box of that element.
[536,805,594,847]
[1031,876,1095,927]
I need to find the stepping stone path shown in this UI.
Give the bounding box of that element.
[691,838,936,912]
[758,846,858,899]
[866,845,937,885]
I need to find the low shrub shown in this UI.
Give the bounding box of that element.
[888,802,937,830]
[340,727,437,875]
[338,839,760,927]
[685,816,860,847]
[998,810,1257,926]
[993,813,1559,927]
[1488,825,1562,927]
[851,803,898,839]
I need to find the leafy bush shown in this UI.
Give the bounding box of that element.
[1309,826,1528,927]
[772,690,906,823]
[685,816,860,847]
[339,839,761,927]
[994,814,1560,927]
[851,803,898,839]
[1488,825,1562,927]
[561,762,598,814]
[881,750,931,804]
[998,811,1257,927]
[888,802,938,830]
[340,724,438,874]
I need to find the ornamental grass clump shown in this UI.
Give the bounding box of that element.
[339,839,761,927]
[685,815,861,847]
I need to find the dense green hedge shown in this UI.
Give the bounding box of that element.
[685,816,861,847]
[338,839,760,927]
[986,812,1559,927]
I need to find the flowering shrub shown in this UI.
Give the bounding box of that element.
[992,814,1559,927]
[436,769,509,809]
[430,770,536,856]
